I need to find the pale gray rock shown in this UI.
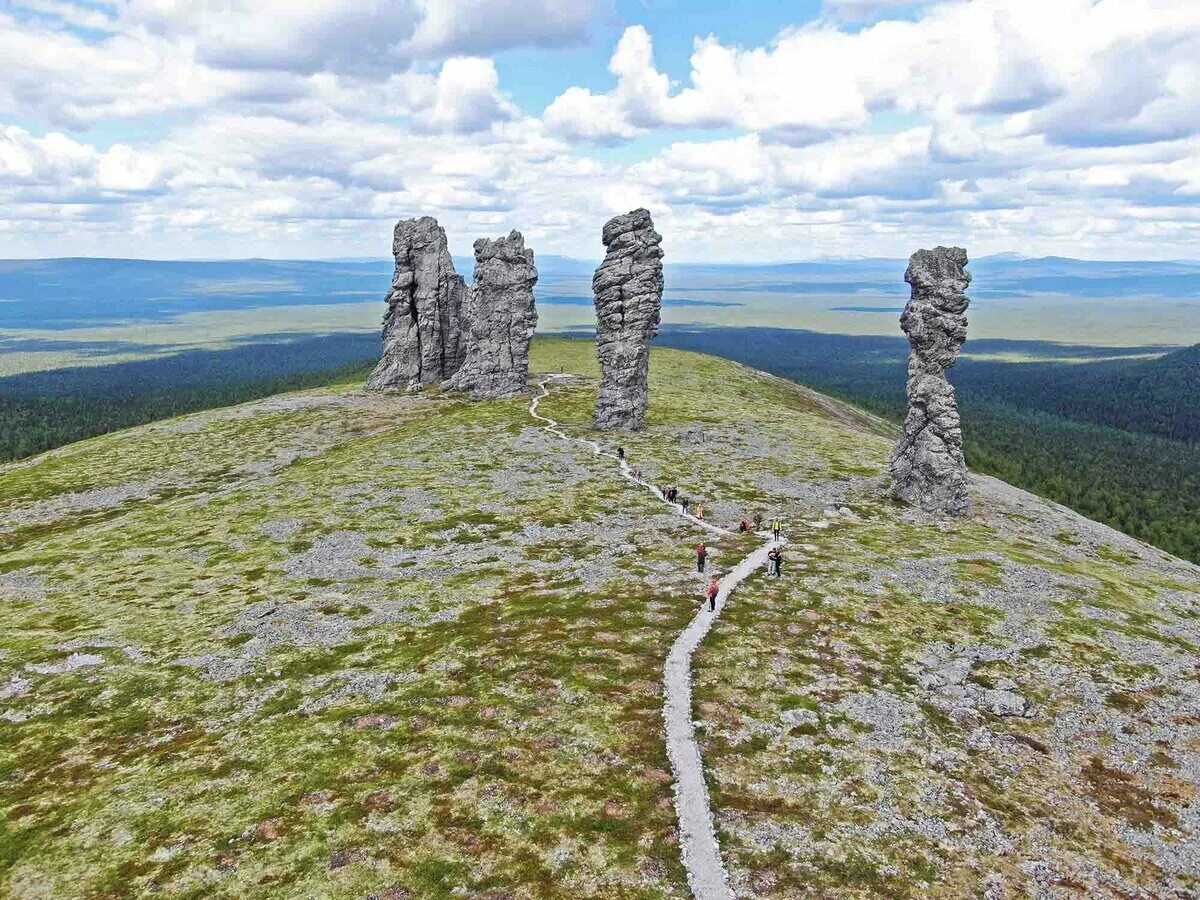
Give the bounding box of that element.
[443,230,539,399]
[889,246,973,516]
[367,216,466,391]
[592,208,664,431]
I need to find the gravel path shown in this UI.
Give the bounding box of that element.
[530,376,781,900]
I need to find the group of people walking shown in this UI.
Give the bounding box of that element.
[618,446,786,614]
[660,485,705,520]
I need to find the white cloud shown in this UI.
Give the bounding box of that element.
[120,0,598,73]
[420,57,519,134]
[2,0,1200,262]
[545,2,1200,152]
[0,125,167,200]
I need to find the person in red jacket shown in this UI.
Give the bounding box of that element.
[706,576,720,611]
[696,542,707,573]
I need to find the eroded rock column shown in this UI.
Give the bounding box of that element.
[367,216,466,392]
[592,208,664,431]
[444,231,539,399]
[889,246,973,516]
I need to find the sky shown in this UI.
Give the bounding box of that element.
[1,0,1198,262]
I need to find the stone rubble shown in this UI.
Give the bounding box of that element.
[592,208,664,431]
[889,246,973,515]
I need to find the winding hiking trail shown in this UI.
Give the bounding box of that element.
[530,375,782,900]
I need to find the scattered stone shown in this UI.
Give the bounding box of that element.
[915,643,1036,719]
[592,208,664,431]
[889,246,973,516]
[834,690,921,751]
[444,231,539,399]
[26,652,105,674]
[780,708,818,729]
[1,675,31,700]
[176,654,254,682]
[260,518,303,541]
[0,570,54,599]
[367,216,466,391]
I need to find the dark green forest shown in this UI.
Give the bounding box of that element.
[0,334,378,462]
[654,327,1200,564]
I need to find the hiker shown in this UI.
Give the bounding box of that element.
[679,496,689,514]
[767,547,782,577]
[695,502,705,520]
[738,519,750,533]
[705,576,720,611]
[772,517,782,540]
[696,542,707,573]
[617,447,625,462]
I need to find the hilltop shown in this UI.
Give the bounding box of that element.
[2,339,1198,899]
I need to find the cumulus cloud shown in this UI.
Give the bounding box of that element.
[419,57,519,134]
[545,1,1200,152]
[0,125,166,200]
[121,0,598,73]
[2,0,1200,261]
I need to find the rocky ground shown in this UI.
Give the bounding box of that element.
[1,339,1197,899]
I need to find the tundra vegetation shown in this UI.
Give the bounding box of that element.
[1,339,1198,898]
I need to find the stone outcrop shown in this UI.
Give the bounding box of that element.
[592,208,664,431]
[443,231,539,399]
[366,216,466,392]
[888,246,973,516]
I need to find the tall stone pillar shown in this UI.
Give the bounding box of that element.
[888,246,973,516]
[592,208,664,431]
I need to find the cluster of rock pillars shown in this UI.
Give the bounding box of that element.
[366,210,974,516]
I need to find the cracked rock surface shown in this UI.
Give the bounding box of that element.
[889,246,973,516]
[367,216,466,392]
[592,208,664,431]
[444,230,539,399]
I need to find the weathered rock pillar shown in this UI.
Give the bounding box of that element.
[443,230,539,399]
[888,246,973,516]
[592,208,664,431]
[366,216,466,392]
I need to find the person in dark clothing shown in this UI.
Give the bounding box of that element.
[767,547,782,577]
[696,542,707,573]
[738,519,750,533]
[617,447,625,461]
[706,576,720,611]
[679,496,689,514]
